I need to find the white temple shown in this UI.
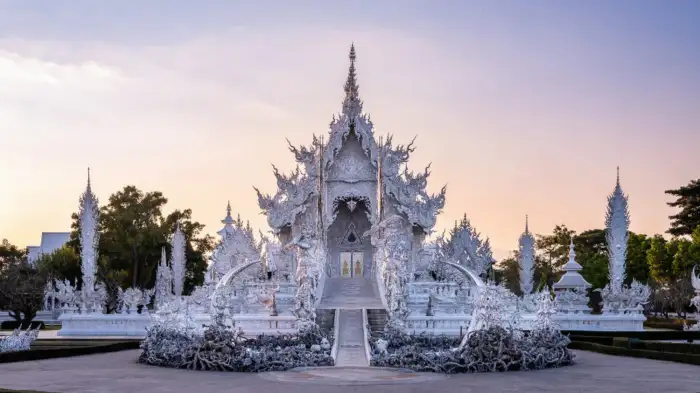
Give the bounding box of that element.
[52,45,652,339]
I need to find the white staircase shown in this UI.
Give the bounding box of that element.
[334,309,369,367]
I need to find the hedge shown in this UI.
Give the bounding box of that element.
[564,330,700,341]
[569,340,700,365]
[0,341,140,364]
[0,321,45,330]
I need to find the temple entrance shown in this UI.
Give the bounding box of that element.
[327,198,372,278]
[339,251,364,278]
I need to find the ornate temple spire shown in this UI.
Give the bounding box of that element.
[518,215,536,295]
[78,167,99,292]
[553,238,592,290]
[605,166,630,293]
[341,43,363,120]
[170,223,186,297]
[217,201,235,240]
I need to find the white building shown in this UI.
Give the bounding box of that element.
[27,232,71,263]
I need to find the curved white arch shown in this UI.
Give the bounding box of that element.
[214,259,262,292]
[438,261,485,287]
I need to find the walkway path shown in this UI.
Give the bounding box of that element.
[317,277,384,309]
[1,349,699,392]
[334,309,368,367]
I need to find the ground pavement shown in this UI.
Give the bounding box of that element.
[0,349,698,393]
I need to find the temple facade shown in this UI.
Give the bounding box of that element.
[254,45,446,280]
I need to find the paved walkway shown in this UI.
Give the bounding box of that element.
[317,278,384,309]
[334,309,368,367]
[1,349,699,393]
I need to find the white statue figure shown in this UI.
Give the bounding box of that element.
[43,281,57,311]
[54,278,77,309]
[286,226,324,325]
[120,288,144,314]
[171,223,187,297]
[365,215,412,327]
[684,266,700,331]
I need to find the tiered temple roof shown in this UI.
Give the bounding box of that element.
[254,45,446,233]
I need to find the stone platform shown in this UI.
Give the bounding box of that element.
[317,278,384,309]
[0,349,698,393]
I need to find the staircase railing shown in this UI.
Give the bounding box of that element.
[362,308,372,365]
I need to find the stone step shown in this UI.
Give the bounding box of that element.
[334,309,369,367]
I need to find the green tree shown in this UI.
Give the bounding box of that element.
[647,235,672,284]
[494,254,520,294]
[665,178,700,237]
[574,229,609,290]
[0,239,27,270]
[535,225,576,287]
[626,232,651,284]
[0,260,48,325]
[34,246,81,283]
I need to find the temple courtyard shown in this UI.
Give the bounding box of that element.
[0,349,697,393]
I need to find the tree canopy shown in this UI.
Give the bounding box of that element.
[666,178,700,237]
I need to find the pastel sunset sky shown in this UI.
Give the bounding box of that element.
[0,1,698,259]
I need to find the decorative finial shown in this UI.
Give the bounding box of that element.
[569,237,576,260]
[616,166,620,187]
[525,214,529,233]
[341,43,363,119]
[221,201,234,225]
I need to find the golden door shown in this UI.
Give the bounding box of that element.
[340,252,352,277]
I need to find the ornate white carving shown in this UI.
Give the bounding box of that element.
[0,328,40,353]
[346,200,357,212]
[170,224,187,297]
[209,211,263,282]
[432,215,494,279]
[365,215,412,328]
[598,280,651,314]
[605,167,630,293]
[255,45,445,234]
[685,266,700,331]
[155,247,173,309]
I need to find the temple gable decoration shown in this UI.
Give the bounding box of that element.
[254,44,446,235]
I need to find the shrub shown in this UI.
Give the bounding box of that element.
[0,341,139,363]
[569,341,700,366]
[0,321,45,330]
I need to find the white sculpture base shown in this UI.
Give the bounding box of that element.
[57,312,299,338]
[404,312,646,336]
[58,313,150,337]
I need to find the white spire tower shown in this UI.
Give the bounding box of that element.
[605,167,630,293]
[155,246,173,308]
[217,201,235,241]
[341,43,363,120]
[78,168,100,292]
[170,223,187,297]
[518,215,536,295]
